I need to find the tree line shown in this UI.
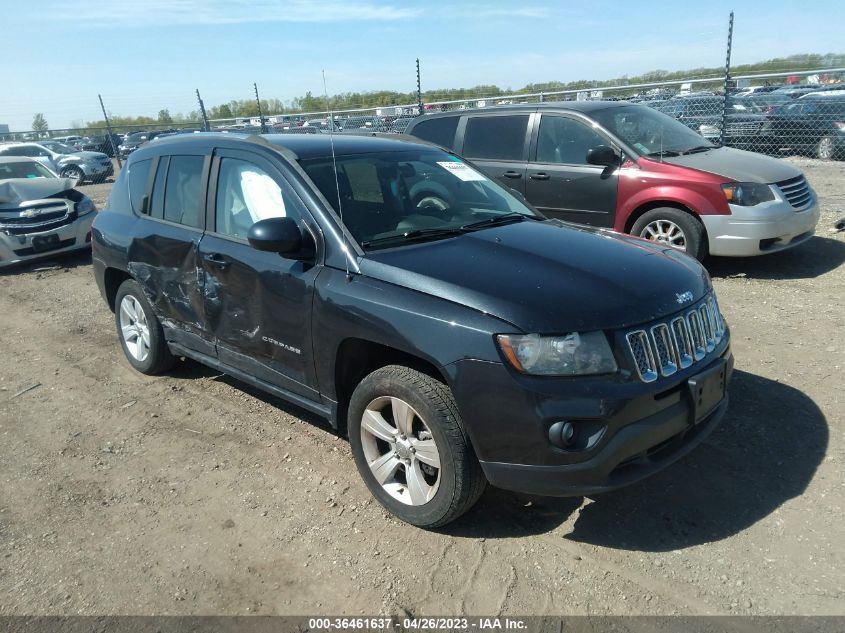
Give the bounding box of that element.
[31,52,845,134]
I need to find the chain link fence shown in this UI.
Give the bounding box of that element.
[1,67,843,185]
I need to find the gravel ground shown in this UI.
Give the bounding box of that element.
[0,158,842,616]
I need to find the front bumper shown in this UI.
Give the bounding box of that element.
[446,339,733,497]
[0,214,94,269]
[701,196,820,257]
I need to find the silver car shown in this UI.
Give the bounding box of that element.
[0,141,114,183]
[0,157,96,269]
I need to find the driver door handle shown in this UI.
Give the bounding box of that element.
[202,253,231,270]
[529,172,550,180]
[502,170,522,179]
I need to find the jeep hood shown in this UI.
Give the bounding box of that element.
[0,177,77,208]
[662,146,801,183]
[360,220,712,333]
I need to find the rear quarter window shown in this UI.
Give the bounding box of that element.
[409,117,459,150]
[127,159,152,213]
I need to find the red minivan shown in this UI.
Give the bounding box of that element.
[405,102,820,260]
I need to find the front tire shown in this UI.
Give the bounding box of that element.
[631,207,707,261]
[816,136,835,161]
[114,279,176,375]
[348,365,486,528]
[61,165,85,184]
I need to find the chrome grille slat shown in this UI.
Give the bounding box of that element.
[775,175,812,209]
[625,293,726,383]
[626,330,658,383]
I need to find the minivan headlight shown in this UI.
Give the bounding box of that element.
[721,182,775,206]
[496,332,617,376]
[76,195,96,215]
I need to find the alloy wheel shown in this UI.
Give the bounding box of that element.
[119,295,151,362]
[359,396,441,506]
[641,219,687,250]
[818,137,834,160]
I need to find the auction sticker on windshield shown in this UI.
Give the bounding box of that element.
[436,161,486,182]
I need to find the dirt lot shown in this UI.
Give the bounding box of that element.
[0,158,843,617]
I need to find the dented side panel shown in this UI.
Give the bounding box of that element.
[199,233,321,399]
[127,222,212,355]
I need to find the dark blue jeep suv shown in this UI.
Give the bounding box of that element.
[92,133,732,527]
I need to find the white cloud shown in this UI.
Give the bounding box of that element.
[41,0,421,26]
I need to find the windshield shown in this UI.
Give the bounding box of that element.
[40,141,75,155]
[299,149,540,250]
[0,160,55,179]
[591,104,714,156]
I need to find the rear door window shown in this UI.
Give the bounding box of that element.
[409,117,459,149]
[462,115,529,161]
[163,156,205,228]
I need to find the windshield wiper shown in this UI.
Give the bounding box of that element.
[681,145,713,155]
[460,213,538,231]
[361,227,466,249]
[645,149,681,157]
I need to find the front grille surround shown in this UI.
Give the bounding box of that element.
[625,294,725,383]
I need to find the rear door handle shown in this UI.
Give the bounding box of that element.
[502,170,522,179]
[202,253,231,270]
[529,172,550,180]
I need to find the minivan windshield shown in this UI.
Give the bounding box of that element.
[299,149,541,250]
[591,105,714,157]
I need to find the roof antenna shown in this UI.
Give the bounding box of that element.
[323,69,352,281]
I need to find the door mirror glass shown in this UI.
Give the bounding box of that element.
[586,145,621,167]
[247,217,302,255]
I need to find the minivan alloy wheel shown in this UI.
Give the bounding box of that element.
[119,295,151,362]
[360,396,441,506]
[641,219,687,250]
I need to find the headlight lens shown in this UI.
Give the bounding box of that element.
[699,124,720,136]
[76,196,96,215]
[722,182,775,206]
[496,331,617,376]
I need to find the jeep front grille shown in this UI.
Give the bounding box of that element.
[625,294,725,383]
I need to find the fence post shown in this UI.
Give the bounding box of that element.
[196,89,210,132]
[254,83,267,133]
[416,58,423,116]
[98,94,122,169]
[720,10,734,147]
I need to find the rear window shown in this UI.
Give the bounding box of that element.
[409,117,459,150]
[462,115,529,161]
[163,156,205,228]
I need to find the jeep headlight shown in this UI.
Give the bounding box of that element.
[496,332,617,376]
[721,182,775,206]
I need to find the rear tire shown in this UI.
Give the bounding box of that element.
[348,365,486,528]
[631,207,707,261]
[114,279,176,375]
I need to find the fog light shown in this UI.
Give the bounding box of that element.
[548,420,576,448]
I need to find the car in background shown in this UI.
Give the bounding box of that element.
[0,141,113,184]
[0,156,97,268]
[759,97,845,160]
[340,115,388,132]
[118,130,175,158]
[405,101,819,259]
[79,134,123,157]
[52,135,85,146]
[388,116,417,133]
[648,95,767,149]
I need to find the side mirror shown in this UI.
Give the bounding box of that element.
[247,217,303,256]
[586,145,621,168]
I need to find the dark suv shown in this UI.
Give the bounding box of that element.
[92,133,732,528]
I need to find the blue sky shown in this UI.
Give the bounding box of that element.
[1,0,843,131]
